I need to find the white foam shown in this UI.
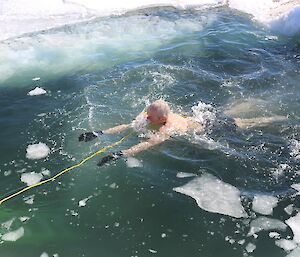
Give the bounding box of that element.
[27,87,46,96]
[173,173,247,218]
[1,227,24,241]
[275,239,297,252]
[252,195,278,215]
[286,213,300,244]
[40,252,49,257]
[126,157,143,168]
[289,139,300,160]
[21,172,43,186]
[26,143,50,159]
[248,217,287,236]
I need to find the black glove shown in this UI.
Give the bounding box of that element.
[79,131,103,142]
[98,151,123,166]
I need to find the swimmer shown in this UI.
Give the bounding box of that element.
[79,100,287,166]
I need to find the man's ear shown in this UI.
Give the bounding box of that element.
[160,115,167,123]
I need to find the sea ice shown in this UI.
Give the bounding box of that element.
[286,213,300,244]
[248,217,287,236]
[269,232,280,239]
[284,204,294,216]
[291,184,300,194]
[126,157,143,168]
[252,195,278,215]
[173,173,247,218]
[275,239,297,252]
[24,195,35,205]
[21,172,43,186]
[79,196,92,207]
[26,143,50,159]
[27,87,46,96]
[176,172,197,178]
[286,247,300,257]
[1,218,15,230]
[1,227,24,241]
[245,242,256,253]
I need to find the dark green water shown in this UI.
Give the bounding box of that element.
[0,7,299,257]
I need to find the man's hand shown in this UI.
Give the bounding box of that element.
[79,131,103,142]
[98,151,123,166]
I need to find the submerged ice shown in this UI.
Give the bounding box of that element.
[173,173,247,218]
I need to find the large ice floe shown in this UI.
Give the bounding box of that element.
[248,217,287,236]
[173,173,248,218]
[1,227,25,242]
[252,195,278,215]
[1,0,300,42]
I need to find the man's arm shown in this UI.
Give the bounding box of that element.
[234,116,288,129]
[79,123,131,142]
[122,133,169,157]
[102,124,131,134]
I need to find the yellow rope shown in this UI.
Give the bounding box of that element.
[0,133,131,205]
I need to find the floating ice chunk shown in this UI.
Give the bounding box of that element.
[245,242,256,253]
[286,247,300,257]
[24,195,35,205]
[286,213,300,244]
[149,249,157,254]
[248,217,287,236]
[269,232,280,239]
[1,218,15,230]
[19,216,30,222]
[252,195,278,215]
[21,172,43,186]
[26,143,50,159]
[1,227,24,241]
[126,157,143,168]
[173,173,248,218]
[238,239,245,245]
[289,139,300,160]
[79,196,92,207]
[291,184,300,194]
[28,87,46,96]
[41,169,51,176]
[285,204,294,216]
[40,252,49,257]
[109,183,118,189]
[4,170,11,176]
[176,172,197,178]
[275,239,297,252]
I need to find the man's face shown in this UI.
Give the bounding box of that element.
[146,107,166,125]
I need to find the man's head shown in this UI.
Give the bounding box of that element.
[146,100,170,125]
